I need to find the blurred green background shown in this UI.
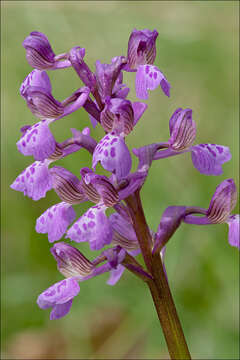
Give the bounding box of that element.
[1,1,239,359]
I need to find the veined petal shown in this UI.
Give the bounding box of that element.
[80,167,119,207]
[127,28,158,70]
[227,215,240,249]
[207,179,237,223]
[17,120,56,161]
[168,108,196,151]
[109,213,139,250]
[36,202,76,243]
[191,144,231,175]
[92,133,132,180]
[100,98,134,135]
[51,242,94,277]
[135,65,170,99]
[66,204,113,251]
[10,160,52,200]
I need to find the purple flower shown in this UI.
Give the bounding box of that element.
[10,160,52,200]
[17,120,56,161]
[135,65,170,99]
[80,167,119,207]
[100,98,134,135]
[66,204,113,251]
[190,143,231,176]
[92,132,132,180]
[151,108,232,176]
[20,71,64,119]
[184,179,239,249]
[109,213,139,250]
[49,166,87,205]
[51,242,94,277]
[168,108,196,151]
[36,202,76,243]
[37,278,80,320]
[23,31,71,70]
[206,179,237,223]
[127,28,158,70]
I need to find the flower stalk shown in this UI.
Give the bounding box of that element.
[126,190,191,359]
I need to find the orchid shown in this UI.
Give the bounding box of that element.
[11,28,239,360]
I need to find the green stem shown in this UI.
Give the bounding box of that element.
[125,191,191,360]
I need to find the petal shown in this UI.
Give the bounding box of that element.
[50,299,73,320]
[37,278,80,309]
[36,202,76,242]
[17,120,56,161]
[23,31,55,69]
[127,28,158,70]
[191,144,231,175]
[10,160,52,201]
[168,108,196,151]
[107,265,125,286]
[227,215,240,249]
[207,179,237,223]
[51,242,93,277]
[109,213,139,250]
[135,65,170,99]
[132,102,148,126]
[66,205,113,251]
[20,70,52,97]
[92,133,132,180]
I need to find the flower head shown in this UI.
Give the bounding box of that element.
[127,28,158,70]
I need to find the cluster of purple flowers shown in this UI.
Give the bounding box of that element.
[11,29,239,320]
